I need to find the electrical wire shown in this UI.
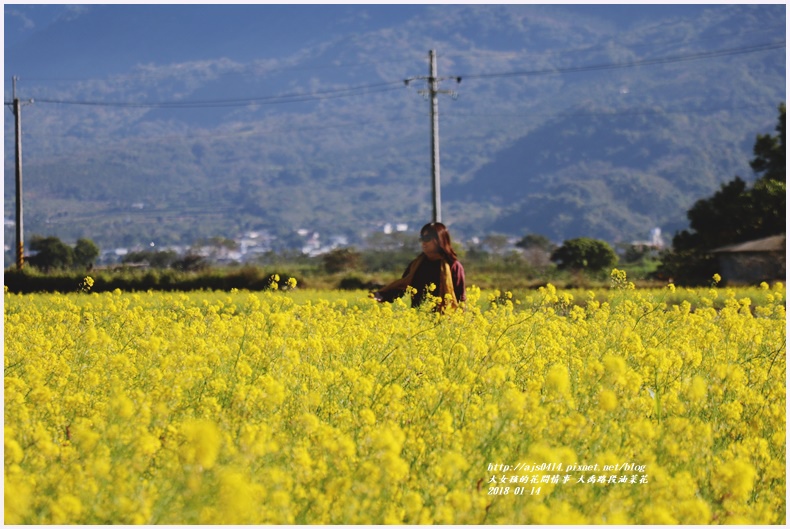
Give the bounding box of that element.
[445,102,777,121]
[457,41,785,81]
[8,40,783,109]
[28,81,406,108]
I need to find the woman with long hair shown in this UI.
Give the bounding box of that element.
[374,222,466,310]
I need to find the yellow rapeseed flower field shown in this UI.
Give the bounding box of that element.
[4,273,786,524]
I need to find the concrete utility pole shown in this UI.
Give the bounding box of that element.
[405,50,461,224]
[13,76,24,269]
[428,50,442,224]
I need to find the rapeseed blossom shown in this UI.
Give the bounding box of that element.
[3,277,785,524]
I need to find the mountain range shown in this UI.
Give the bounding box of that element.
[3,4,786,259]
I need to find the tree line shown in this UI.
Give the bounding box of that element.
[24,236,100,272]
[658,103,785,283]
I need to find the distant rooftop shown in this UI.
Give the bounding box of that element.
[712,234,786,253]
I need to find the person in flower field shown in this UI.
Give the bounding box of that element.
[373,222,466,311]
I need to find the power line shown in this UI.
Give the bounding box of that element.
[445,102,778,121]
[457,40,785,81]
[15,55,424,84]
[8,40,783,110]
[23,80,406,108]
[17,100,778,147]
[15,21,784,85]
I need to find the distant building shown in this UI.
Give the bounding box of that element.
[711,234,786,285]
[630,227,665,251]
[650,227,664,249]
[383,223,408,234]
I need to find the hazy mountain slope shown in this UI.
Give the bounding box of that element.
[445,100,763,242]
[3,4,785,257]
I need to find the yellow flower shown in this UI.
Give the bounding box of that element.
[436,409,454,434]
[642,505,678,524]
[4,432,24,464]
[180,419,222,469]
[686,375,708,403]
[135,432,162,457]
[4,474,33,524]
[110,391,135,419]
[70,418,101,452]
[3,282,785,524]
[713,459,757,502]
[359,408,376,426]
[598,388,618,411]
[50,494,84,524]
[545,363,570,395]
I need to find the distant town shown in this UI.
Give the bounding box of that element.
[4,216,666,270]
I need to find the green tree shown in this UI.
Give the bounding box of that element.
[481,233,510,254]
[515,233,556,270]
[172,253,208,272]
[27,236,75,271]
[550,237,617,273]
[322,248,361,274]
[122,250,179,268]
[516,233,555,252]
[660,104,786,284]
[74,238,100,270]
[750,103,785,182]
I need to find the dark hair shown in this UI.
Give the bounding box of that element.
[420,222,458,262]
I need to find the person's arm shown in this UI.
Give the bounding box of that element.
[451,260,466,302]
[374,263,412,302]
[375,288,402,302]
